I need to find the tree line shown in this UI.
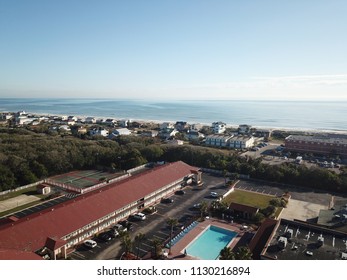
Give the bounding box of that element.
[0,128,346,194]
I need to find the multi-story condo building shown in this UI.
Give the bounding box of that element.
[205,134,233,148]
[229,135,255,149]
[285,134,347,157]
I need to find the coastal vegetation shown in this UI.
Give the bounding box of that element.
[0,128,347,194]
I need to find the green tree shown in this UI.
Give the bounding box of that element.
[166,218,178,255]
[134,232,146,260]
[234,246,252,260]
[151,238,163,259]
[119,231,133,257]
[219,247,235,260]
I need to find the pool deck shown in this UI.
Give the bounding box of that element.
[166,219,249,260]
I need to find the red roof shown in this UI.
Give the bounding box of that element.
[248,218,278,259]
[229,202,259,214]
[45,237,66,250]
[0,161,198,253]
[0,249,43,260]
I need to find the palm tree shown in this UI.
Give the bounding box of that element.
[119,231,133,258]
[166,218,178,254]
[151,238,163,259]
[219,247,235,260]
[199,200,209,220]
[134,232,146,260]
[235,246,253,260]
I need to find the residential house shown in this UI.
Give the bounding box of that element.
[186,130,205,141]
[104,119,117,126]
[159,122,174,130]
[67,119,75,126]
[85,117,96,124]
[141,130,159,138]
[109,128,132,138]
[175,121,188,132]
[238,124,252,134]
[189,123,203,131]
[68,116,78,122]
[118,119,131,127]
[89,128,109,137]
[158,128,178,139]
[212,121,226,134]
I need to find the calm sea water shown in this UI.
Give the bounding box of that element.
[0,98,346,131]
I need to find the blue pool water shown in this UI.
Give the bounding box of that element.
[186,225,237,260]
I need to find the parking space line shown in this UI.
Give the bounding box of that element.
[141,243,153,249]
[152,234,165,240]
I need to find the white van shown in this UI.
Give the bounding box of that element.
[133,213,146,220]
[83,239,97,248]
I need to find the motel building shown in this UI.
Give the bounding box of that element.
[0,161,202,260]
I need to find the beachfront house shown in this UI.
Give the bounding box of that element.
[85,117,96,124]
[159,128,178,139]
[212,121,226,134]
[109,128,132,138]
[141,130,159,138]
[186,130,205,141]
[118,119,131,127]
[238,124,252,134]
[89,128,109,137]
[159,122,174,130]
[175,121,189,132]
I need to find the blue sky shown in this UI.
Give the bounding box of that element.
[1,0,347,100]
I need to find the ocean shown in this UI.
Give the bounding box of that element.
[0,98,346,132]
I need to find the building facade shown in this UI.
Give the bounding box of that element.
[0,161,201,260]
[285,134,347,157]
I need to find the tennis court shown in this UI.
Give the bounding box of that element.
[49,170,122,190]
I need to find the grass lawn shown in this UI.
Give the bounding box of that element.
[223,189,275,209]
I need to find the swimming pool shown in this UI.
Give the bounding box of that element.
[185,225,237,260]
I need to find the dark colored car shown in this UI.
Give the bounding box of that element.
[119,220,134,231]
[106,229,119,238]
[175,190,185,195]
[98,232,112,242]
[161,197,174,204]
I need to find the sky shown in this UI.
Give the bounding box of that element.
[1,0,347,100]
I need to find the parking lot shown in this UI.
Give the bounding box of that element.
[70,173,226,260]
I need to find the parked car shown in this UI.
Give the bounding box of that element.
[98,232,112,242]
[83,239,97,248]
[113,224,127,233]
[193,203,201,209]
[161,197,174,204]
[210,192,219,198]
[133,213,146,220]
[106,229,119,238]
[119,220,134,231]
[175,190,185,195]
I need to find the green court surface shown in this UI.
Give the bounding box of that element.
[49,170,121,189]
